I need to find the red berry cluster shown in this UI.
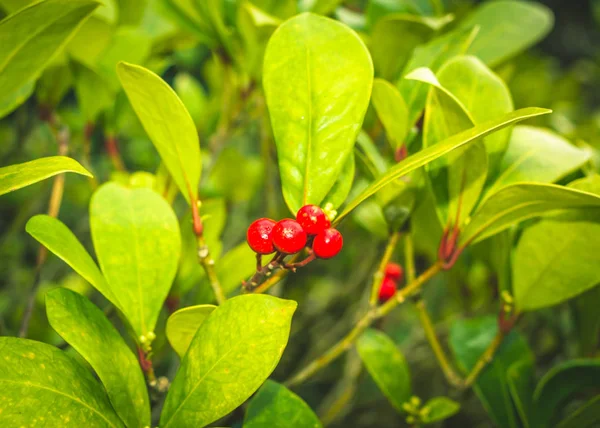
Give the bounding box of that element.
[246,204,343,259]
[378,263,404,302]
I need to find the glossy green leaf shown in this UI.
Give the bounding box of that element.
[0,156,92,197]
[0,0,98,114]
[459,0,554,67]
[90,182,180,339]
[26,215,120,309]
[160,294,297,427]
[117,62,201,205]
[556,395,600,428]
[166,304,216,358]
[398,26,479,127]
[507,359,536,428]
[487,126,590,196]
[0,80,34,118]
[421,397,460,424]
[370,13,453,81]
[336,108,551,223]
[450,316,533,428]
[263,12,373,214]
[459,183,600,247]
[72,60,115,121]
[533,359,600,428]
[244,380,322,428]
[356,328,411,412]
[46,288,150,428]
[371,78,409,149]
[513,217,600,311]
[0,337,123,427]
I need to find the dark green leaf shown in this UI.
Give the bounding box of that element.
[46,288,150,428]
[244,380,322,428]
[0,337,123,427]
[263,12,373,214]
[557,395,600,428]
[0,156,92,197]
[507,359,536,428]
[160,295,297,427]
[166,304,216,358]
[356,328,411,412]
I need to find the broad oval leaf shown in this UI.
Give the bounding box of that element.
[513,218,600,311]
[263,12,373,214]
[371,78,409,149]
[0,156,91,197]
[422,397,460,424]
[117,62,201,205]
[335,107,551,223]
[533,359,600,428]
[449,316,533,428]
[459,183,600,247]
[356,328,411,412]
[90,182,181,339]
[26,215,120,309]
[459,0,554,67]
[486,126,590,196]
[244,380,322,428]
[0,0,98,116]
[0,337,123,427]
[46,288,150,428]
[160,294,297,428]
[166,304,216,358]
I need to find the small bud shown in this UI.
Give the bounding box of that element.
[402,402,413,413]
[410,396,421,407]
[406,416,416,424]
[146,331,156,341]
[139,335,147,344]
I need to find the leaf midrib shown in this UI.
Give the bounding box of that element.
[302,45,313,206]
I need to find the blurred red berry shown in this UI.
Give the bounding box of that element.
[312,228,343,259]
[246,218,277,254]
[385,263,404,282]
[378,277,397,302]
[296,204,331,235]
[272,219,307,254]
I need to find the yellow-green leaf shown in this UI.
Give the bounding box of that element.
[166,304,216,358]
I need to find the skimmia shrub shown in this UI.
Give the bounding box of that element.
[0,0,599,427]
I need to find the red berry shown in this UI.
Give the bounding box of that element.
[272,219,307,254]
[385,263,404,282]
[246,218,277,254]
[378,277,397,302]
[312,228,343,259]
[296,204,331,235]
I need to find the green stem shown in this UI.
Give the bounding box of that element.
[463,331,505,387]
[369,232,400,306]
[197,235,226,305]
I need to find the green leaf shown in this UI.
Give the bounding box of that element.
[166,304,216,358]
[263,12,373,214]
[0,156,92,197]
[174,72,210,134]
[507,359,536,428]
[371,78,409,149]
[323,151,355,210]
[533,359,600,428]
[0,0,99,114]
[90,182,180,339]
[301,0,344,16]
[557,395,600,428]
[513,217,600,311]
[459,183,600,247]
[487,126,590,196]
[117,62,201,205]
[0,79,34,118]
[217,243,258,296]
[572,286,600,356]
[449,316,533,428]
[459,0,554,67]
[26,215,120,309]
[160,295,297,428]
[46,288,150,428]
[336,107,551,223]
[398,26,479,128]
[0,337,123,427]
[244,380,322,428]
[356,328,411,412]
[370,13,453,81]
[421,397,460,424]
[72,60,115,121]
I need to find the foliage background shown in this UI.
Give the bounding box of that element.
[0,0,599,427]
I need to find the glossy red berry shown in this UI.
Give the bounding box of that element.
[312,228,343,259]
[246,218,277,254]
[296,204,331,235]
[385,263,404,282]
[272,219,307,254]
[378,277,397,302]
